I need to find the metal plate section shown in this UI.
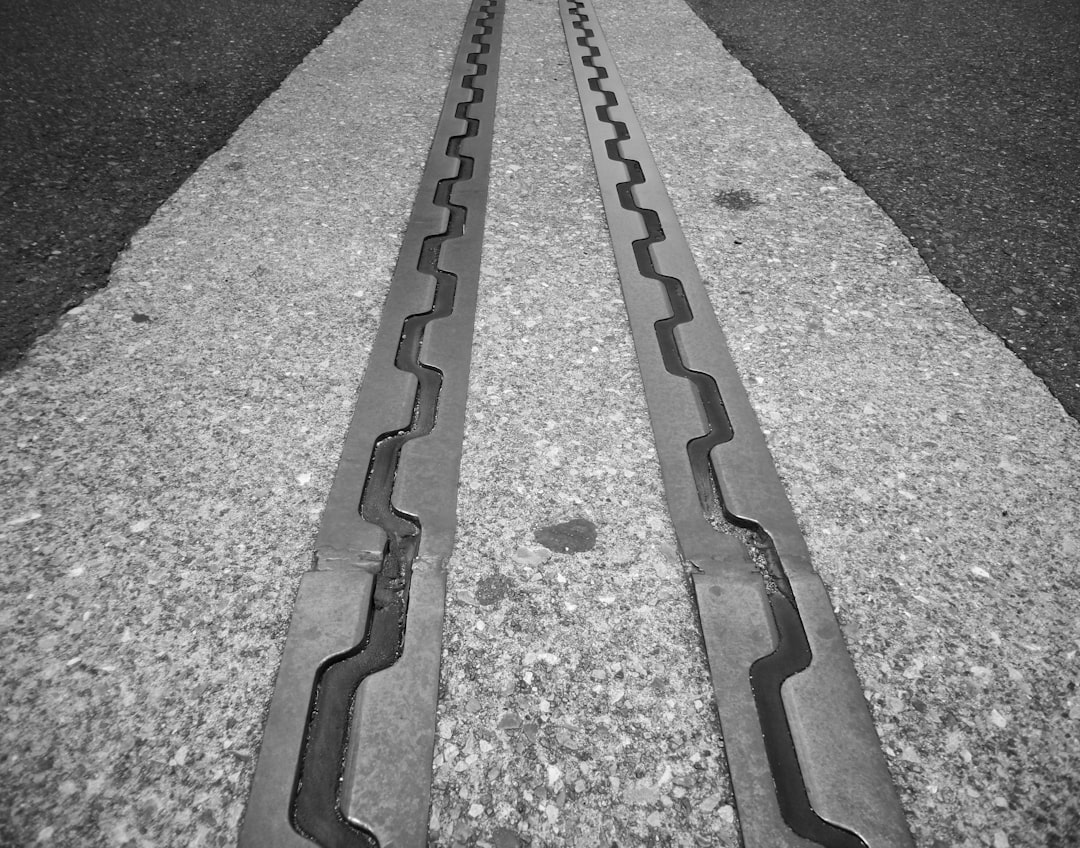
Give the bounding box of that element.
[238,571,376,848]
[559,1,914,845]
[239,1,504,845]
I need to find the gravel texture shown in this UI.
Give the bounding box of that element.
[1,0,1078,846]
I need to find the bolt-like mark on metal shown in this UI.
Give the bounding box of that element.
[564,3,868,845]
[288,4,501,845]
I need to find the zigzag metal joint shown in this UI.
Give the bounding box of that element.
[559,1,913,845]
[238,1,504,845]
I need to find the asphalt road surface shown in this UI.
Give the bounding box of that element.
[2,0,1078,419]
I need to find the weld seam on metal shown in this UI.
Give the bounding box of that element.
[559,2,912,846]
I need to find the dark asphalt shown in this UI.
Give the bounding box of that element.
[2,0,1078,420]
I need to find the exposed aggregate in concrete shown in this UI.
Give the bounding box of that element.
[1,0,1078,846]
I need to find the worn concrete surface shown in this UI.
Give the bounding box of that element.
[1,0,1077,845]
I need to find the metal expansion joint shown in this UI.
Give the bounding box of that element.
[559,1,914,845]
[239,1,504,845]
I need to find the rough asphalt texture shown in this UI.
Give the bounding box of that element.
[2,0,1078,847]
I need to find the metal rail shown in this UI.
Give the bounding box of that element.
[558,1,914,845]
[238,1,504,844]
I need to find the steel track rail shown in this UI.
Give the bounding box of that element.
[558,1,914,846]
[238,1,504,845]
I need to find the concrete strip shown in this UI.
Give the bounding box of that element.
[426,0,738,842]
